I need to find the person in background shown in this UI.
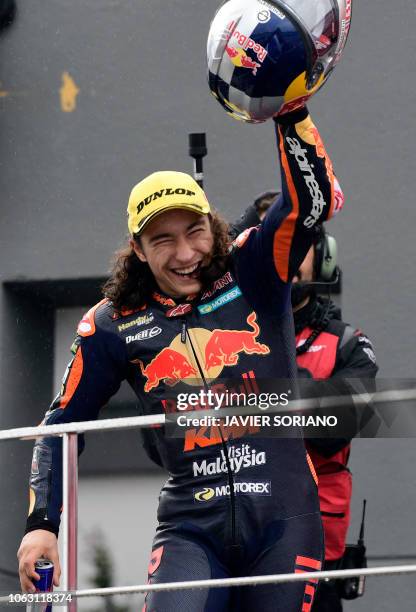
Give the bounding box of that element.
[232,195,378,611]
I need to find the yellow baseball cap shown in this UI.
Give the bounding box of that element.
[127,171,211,235]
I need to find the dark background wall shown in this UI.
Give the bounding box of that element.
[0,1,415,608]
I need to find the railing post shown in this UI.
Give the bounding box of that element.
[62,433,78,611]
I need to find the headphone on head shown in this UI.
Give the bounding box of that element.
[313,226,338,283]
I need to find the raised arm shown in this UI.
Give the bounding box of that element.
[232,107,343,314]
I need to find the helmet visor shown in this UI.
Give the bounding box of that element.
[280,0,339,57]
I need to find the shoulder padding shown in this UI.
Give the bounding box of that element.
[77,298,109,337]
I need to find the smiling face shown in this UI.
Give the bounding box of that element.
[131,209,214,298]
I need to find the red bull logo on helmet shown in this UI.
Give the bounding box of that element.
[225,46,261,75]
[226,21,268,63]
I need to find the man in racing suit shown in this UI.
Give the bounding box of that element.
[233,203,378,611]
[18,107,342,612]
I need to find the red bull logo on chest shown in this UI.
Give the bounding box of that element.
[204,312,270,369]
[135,348,198,393]
[135,312,270,393]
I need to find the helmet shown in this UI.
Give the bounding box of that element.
[207,0,352,123]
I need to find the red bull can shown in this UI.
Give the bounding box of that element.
[28,559,53,611]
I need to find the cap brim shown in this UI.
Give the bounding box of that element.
[134,202,210,235]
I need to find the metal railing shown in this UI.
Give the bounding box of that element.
[1,389,416,608]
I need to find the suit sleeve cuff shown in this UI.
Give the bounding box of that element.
[274,106,309,125]
[25,511,59,538]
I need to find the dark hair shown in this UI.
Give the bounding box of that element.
[103,210,230,312]
[253,190,281,217]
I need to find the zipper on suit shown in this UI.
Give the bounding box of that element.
[180,317,238,548]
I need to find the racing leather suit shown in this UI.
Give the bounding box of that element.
[25,108,341,612]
